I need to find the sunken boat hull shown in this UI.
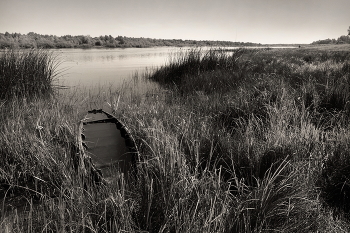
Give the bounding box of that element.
[78,109,138,178]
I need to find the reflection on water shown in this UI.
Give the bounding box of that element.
[56,47,185,87]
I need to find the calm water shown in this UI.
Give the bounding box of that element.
[54,46,295,88]
[56,47,188,87]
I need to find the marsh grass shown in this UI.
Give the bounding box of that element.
[1,47,350,232]
[148,48,255,94]
[0,95,137,232]
[128,48,350,231]
[0,49,63,100]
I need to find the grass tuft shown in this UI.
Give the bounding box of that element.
[0,49,62,100]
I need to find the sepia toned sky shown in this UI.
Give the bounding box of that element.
[0,0,349,44]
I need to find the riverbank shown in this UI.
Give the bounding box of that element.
[1,47,350,232]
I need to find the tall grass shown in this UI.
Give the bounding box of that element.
[0,94,136,232]
[0,49,61,99]
[1,47,350,232]
[148,48,255,94]
[136,48,350,231]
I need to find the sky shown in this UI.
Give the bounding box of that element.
[0,0,349,44]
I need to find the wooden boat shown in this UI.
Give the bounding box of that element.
[77,109,139,179]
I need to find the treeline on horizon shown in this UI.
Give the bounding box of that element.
[312,34,350,45]
[0,32,261,49]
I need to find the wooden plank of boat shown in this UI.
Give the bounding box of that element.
[78,109,138,178]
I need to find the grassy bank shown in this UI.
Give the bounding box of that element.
[1,47,350,232]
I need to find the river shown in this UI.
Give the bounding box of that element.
[56,47,191,87]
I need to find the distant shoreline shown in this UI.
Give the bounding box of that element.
[0,32,304,50]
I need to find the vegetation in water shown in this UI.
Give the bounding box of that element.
[1,46,350,232]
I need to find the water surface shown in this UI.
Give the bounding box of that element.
[56,47,184,87]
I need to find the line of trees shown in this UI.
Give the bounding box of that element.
[311,27,350,45]
[0,32,260,49]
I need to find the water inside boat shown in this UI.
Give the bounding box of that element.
[82,111,132,176]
